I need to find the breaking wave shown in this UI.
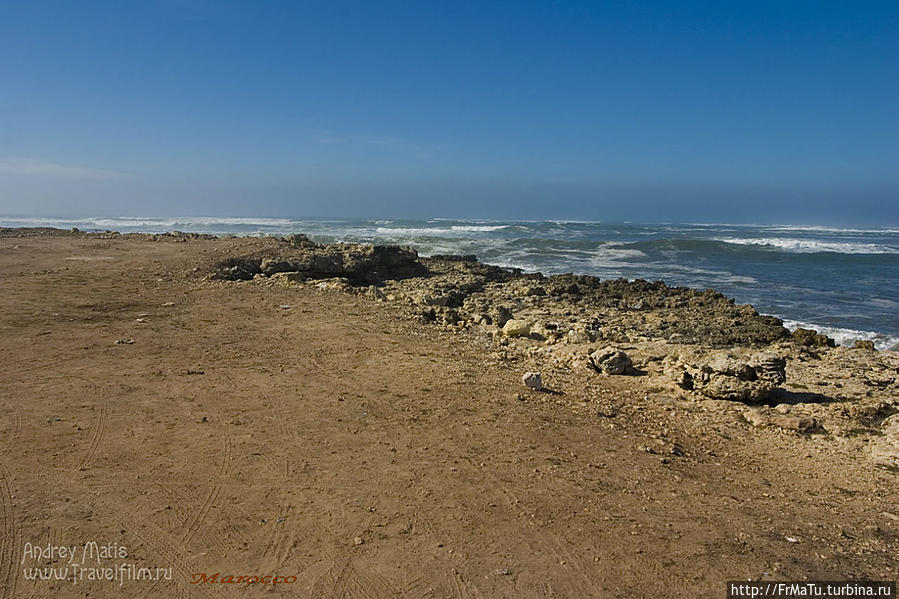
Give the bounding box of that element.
[780,319,899,352]
[715,237,899,255]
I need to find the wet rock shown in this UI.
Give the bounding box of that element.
[427,254,478,262]
[522,372,543,391]
[791,327,836,348]
[854,340,876,351]
[589,347,634,375]
[283,233,316,248]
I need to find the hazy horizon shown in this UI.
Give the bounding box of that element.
[1,2,897,225]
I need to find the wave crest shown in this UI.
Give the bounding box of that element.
[715,237,899,254]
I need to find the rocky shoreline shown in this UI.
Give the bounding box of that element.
[197,232,898,470]
[5,226,897,470]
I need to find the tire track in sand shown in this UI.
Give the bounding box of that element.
[0,400,23,599]
[77,399,108,470]
[179,406,232,549]
[0,404,21,458]
[0,465,19,599]
[310,558,401,599]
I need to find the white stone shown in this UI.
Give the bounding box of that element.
[522,372,543,391]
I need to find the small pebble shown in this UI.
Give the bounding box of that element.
[522,372,543,391]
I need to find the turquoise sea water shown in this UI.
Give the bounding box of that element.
[4,216,898,350]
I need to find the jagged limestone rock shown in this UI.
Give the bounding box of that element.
[663,350,786,402]
[589,347,634,375]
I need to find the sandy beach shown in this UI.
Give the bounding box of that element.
[1,229,897,598]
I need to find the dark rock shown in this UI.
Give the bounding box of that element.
[490,305,514,328]
[792,328,836,348]
[211,257,262,280]
[428,254,478,262]
[214,244,424,283]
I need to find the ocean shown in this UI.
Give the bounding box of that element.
[4,216,898,351]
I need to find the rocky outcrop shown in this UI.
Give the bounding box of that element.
[743,408,820,433]
[205,235,899,467]
[259,245,422,282]
[379,262,788,347]
[791,327,836,348]
[872,414,899,470]
[589,347,634,375]
[213,257,264,281]
[663,350,787,402]
[211,242,424,282]
[211,238,794,349]
[268,271,306,285]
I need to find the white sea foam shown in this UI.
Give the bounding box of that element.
[587,246,648,268]
[715,237,899,254]
[0,216,298,230]
[449,225,509,232]
[764,225,899,234]
[372,227,435,236]
[780,319,899,351]
[375,225,508,236]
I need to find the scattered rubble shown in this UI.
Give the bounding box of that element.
[208,237,899,467]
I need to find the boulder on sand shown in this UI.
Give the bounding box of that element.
[589,347,634,375]
[663,350,787,402]
[522,372,544,391]
[502,319,531,337]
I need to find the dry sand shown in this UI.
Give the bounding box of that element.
[0,231,896,598]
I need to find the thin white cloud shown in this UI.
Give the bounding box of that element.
[308,135,349,145]
[0,158,128,181]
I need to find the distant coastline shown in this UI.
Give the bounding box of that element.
[3,217,898,351]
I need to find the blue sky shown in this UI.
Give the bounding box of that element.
[1,1,897,223]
